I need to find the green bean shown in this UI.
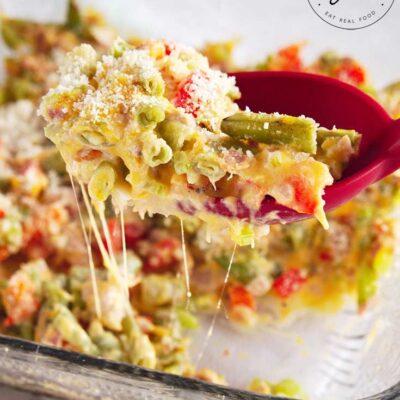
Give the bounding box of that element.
[221,111,318,154]
[68,266,90,293]
[89,320,122,361]
[215,255,255,284]
[43,280,72,306]
[51,304,98,355]
[19,322,34,341]
[177,309,199,330]
[65,0,85,36]
[121,316,157,368]
[317,127,361,150]
[357,264,377,308]
[121,316,140,337]
[316,127,361,179]
[372,246,393,275]
[1,20,23,49]
[140,274,184,307]
[11,78,41,101]
[222,112,361,156]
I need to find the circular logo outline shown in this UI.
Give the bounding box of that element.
[307,0,396,30]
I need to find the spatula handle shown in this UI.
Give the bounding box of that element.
[376,118,400,179]
[388,119,400,159]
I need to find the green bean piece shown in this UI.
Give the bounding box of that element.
[357,265,377,308]
[121,316,140,337]
[19,322,34,341]
[11,78,41,101]
[121,316,157,368]
[317,127,361,150]
[221,111,318,154]
[373,246,393,275]
[65,0,85,36]
[215,255,255,284]
[316,127,361,179]
[43,280,72,306]
[0,177,11,192]
[51,304,98,355]
[88,320,123,361]
[1,20,23,49]
[68,266,90,293]
[177,309,199,330]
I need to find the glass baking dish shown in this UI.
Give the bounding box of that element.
[1,1,400,399]
[0,307,400,400]
[0,334,272,400]
[1,249,400,400]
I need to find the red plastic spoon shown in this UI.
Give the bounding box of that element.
[204,71,400,225]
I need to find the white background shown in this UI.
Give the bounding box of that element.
[0,0,400,88]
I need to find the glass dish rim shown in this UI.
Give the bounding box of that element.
[0,335,398,400]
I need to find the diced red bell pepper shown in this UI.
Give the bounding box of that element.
[24,229,53,260]
[333,60,366,86]
[163,40,176,55]
[143,238,180,273]
[319,250,333,262]
[276,44,303,71]
[124,221,146,249]
[172,71,209,117]
[0,246,9,262]
[101,219,146,255]
[288,175,318,214]
[228,285,256,310]
[273,268,307,299]
[3,316,14,328]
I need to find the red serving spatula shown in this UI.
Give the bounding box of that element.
[204,71,400,225]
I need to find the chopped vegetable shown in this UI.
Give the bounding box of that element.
[272,268,307,299]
